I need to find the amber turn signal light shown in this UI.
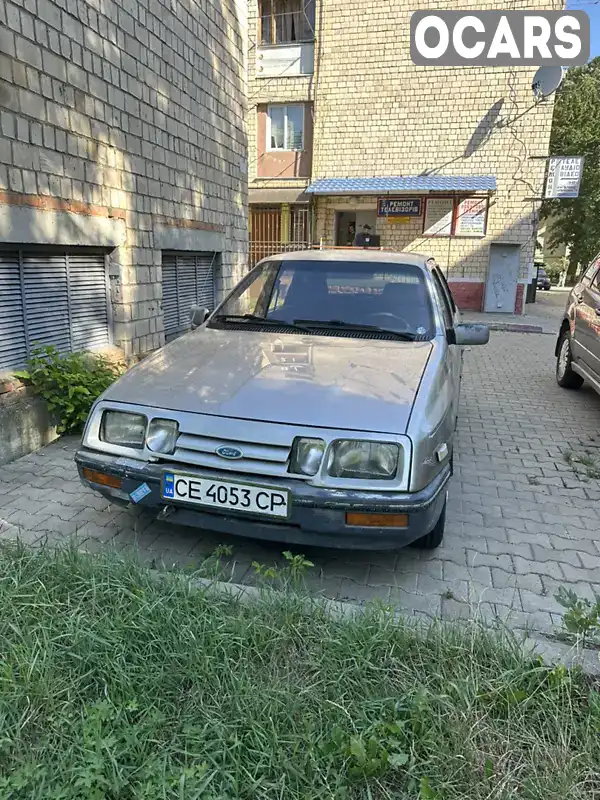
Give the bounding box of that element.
[82,468,121,489]
[346,512,408,528]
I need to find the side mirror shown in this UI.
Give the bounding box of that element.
[451,323,489,346]
[190,305,209,330]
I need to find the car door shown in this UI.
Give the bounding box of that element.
[577,268,600,379]
[572,265,600,378]
[430,268,462,428]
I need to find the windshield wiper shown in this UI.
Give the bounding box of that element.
[211,313,307,331]
[293,319,418,341]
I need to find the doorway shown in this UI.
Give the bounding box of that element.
[484,243,520,313]
[335,210,377,246]
[336,212,356,246]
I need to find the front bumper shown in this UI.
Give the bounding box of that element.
[74,448,450,551]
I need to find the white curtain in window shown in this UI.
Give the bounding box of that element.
[272,0,314,42]
[269,106,285,149]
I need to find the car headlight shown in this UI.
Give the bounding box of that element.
[100,411,147,449]
[289,437,325,476]
[326,440,399,480]
[146,418,179,454]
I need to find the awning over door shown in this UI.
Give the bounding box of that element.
[305,175,497,195]
[249,188,310,204]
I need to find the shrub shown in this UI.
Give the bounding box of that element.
[13,345,124,434]
[555,586,600,645]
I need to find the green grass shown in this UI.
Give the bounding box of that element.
[0,544,599,799]
[563,447,600,481]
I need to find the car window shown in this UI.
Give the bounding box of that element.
[217,261,281,317]
[591,270,600,292]
[437,269,457,312]
[431,269,452,328]
[212,259,435,338]
[581,261,600,285]
[430,273,453,328]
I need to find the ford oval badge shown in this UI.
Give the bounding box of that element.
[216,445,243,460]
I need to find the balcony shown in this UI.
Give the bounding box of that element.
[256,1,315,77]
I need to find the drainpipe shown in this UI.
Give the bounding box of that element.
[281,203,290,244]
[311,200,317,247]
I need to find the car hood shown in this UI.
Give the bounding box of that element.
[103,328,433,434]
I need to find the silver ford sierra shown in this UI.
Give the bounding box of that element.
[75,250,488,550]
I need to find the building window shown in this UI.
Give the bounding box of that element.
[267,105,304,151]
[260,0,315,45]
[0,247,111,370]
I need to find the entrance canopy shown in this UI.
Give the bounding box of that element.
[305,175,497,195]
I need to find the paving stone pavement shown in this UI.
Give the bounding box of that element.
[2,329,600,637]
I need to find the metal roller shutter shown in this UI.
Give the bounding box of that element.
[0,252,26,370]
[0,248,111,371]
[68,253,110,352]
[22,252,71,352]
[162,252,216,337]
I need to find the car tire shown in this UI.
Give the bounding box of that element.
[556,331,584,389]
[411,495,446,550]
[544,286,550,291]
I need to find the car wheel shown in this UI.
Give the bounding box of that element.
[411,495,446,550]
[556,331,584,389]
[544,286,550,291]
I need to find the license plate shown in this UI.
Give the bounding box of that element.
[161,472,290,519]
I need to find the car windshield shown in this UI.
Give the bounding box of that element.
[210,259,435,339]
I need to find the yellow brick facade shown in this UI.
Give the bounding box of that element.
[248,0,562,312]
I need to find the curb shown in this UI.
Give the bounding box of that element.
[482,322,545,334]
[462,319,554,334]
[161,569,600,677]
[5,533,598,677]
[488,322,544,333]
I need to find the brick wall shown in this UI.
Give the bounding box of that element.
[447,280,485,313]
[0,0,248,358]
[247,0,312,192]
[311,0,558,303]
[248,0,559,311]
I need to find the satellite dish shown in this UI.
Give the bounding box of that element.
[532,66,565,99]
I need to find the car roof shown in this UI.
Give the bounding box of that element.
[264,249,434,269]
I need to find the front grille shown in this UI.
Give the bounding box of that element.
[172,432,296,479]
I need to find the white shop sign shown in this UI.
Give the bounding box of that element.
[455,197,487,237]
[545,156,584,199]
[423,197,454,236]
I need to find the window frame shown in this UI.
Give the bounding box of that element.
[266,104,305,152]
[259,0,316,45]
